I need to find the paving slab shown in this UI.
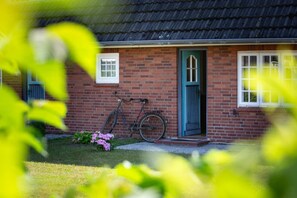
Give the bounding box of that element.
[116,142,229,155]
[45,134,72,140]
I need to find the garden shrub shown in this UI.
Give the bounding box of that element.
[72,131,92,144]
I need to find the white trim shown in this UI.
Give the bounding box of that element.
[96,53,119,84]
[238,50,297,107]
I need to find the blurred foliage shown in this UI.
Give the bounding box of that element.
[0,0,98,197]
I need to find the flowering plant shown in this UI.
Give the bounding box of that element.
[91,131,114,151]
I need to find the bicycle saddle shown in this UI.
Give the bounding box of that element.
[140,99,148,103]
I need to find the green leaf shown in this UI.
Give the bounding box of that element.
[19,131,47,157]
[116,161,163,190]
[27,100,67,130]
[0,54,20,75]
[212,170,270,198]
[47,22,99,78]
[0,28,33,76]
[0,85,29,131]
[29,60,67,100]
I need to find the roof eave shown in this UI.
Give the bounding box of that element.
[100,38,297,48]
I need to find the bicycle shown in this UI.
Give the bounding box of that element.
[100,91,167,142]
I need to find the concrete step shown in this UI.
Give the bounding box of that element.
[156,138,210,147]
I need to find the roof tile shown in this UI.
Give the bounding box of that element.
[34,0,297,43]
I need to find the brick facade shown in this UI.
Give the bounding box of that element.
[3,44,296,142]
[65,47,178,139]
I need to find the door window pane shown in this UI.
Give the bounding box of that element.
[186,55,198,82]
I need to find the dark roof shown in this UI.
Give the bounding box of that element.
[35,0,297,46]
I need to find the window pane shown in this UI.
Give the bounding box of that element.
[250,68,257,76]
[250,92,257,102]
[187,69,191,82]
[112,65,116,70]
[263,56,270,64]
[101,65,106,71]
[101,71,106,77]
[242,56,248,66]
[271,92,279,103]
[107,71,111,77]
[243,92,248,102]
[187,57,191,69]
[262,91,270,103]
[242,68,249,78]
[263,68,270,75]
[250,56,257,66]
[242,80,248,90]
[271,55,278,62]
[250,79,257,91]
[111,71,116,77]
[192,69,196,82]
[192,56,197,69]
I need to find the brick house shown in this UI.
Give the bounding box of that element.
[2,0,297,142]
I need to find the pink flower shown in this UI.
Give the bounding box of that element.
[91,131,114,151]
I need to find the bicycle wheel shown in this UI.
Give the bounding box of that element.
[139,113,166,142]
[101,111,117,134]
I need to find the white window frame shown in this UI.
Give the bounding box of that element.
[238,51,297,107]
[96,53,119,84]
[238,52,259,107]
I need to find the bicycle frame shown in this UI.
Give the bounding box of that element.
[114,98,147,132]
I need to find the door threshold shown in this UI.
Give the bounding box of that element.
[173,135,208,141]
[156,137,210,146]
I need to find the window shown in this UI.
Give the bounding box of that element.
[238,51,297,107]
[96,53,119,84]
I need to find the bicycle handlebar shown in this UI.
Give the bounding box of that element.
[113,91,148,104]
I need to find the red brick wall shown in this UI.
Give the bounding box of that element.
[64,47,178,138]
[4,44,296,143]
[206,45,297,142]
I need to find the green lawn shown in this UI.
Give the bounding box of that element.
[26,162,111,198]
[28,137,165,167]
[27,137,189,197]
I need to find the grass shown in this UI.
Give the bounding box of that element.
[27,137,189,197]
[26,162,111,198]
[29,137,162,167]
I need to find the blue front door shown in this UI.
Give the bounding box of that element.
[181,50,201,136]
